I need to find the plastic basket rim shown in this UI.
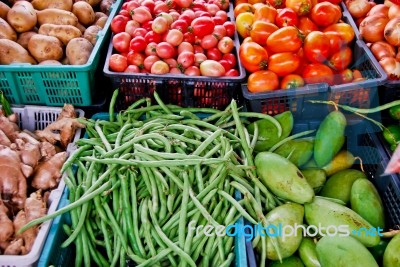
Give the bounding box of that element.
[0,0,122,72]
[103,3,247,83]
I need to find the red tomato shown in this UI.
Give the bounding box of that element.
[112,32,132,53]
[123,1,140,13]
[266,0,285,8]
[266,26,304,53]
[131,7,152,24]
[297,16,318,36]
[191,17,215,38]
[145,42,158,56]
[177,51,195,68]
[142,20,153,32]
[323,23,355,45]
[183,32,195,43]
[109,54,128,72]
[206,47,223,61]
[166,29,184,46]
[119,9,131,18]
[178,42,194,54]
[194,45,204,54]
[130,36,147,52]
[111,15,130,34]
[239,42,269,72]
[185,66,201,76]
[180,10,196,24]
[222,53,237,68]
[268,52,301,77]
[145,31,162,44]
[215,10,228,22]
[285,0,313,16]
[132,28,148,37]
[141,0,155,14]
[170,67,183,74]
[164,58,178,68]
[250,21,279,46]
[339,68,354,84]
[144,55,160,70]
[152,16,169,34]
[219,59,231,72]
[225,69,240,76]
[169,11,180,21]
[217,36,234,54]
[253,4,277,24]
[199,60,226,76]
[223,21,236,37]
[213,25,227,40]
[153,1,169,14]
[275,8,299,28]
[324,31,347,52]
[247,70,279,92]
[310,2,341,28]
[174,0,193,8]
[127,51,145,67]
[124,65,141,73]
[303,31,331,63]
[327,46,353,71]
[194,52,207,66]
[212,16,225,25]
[192,2,208,12]
[125,20,141,37]
[201,35,219,50]
[302,63,334,85]
[280,74,305,89]
[156,42,176,59]
[151,60,170,74]
[171,19,189,33]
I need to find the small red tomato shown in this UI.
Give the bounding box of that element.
[127,51,145,67]
[207,47,223,61]
[112,32,131,53]
[191,17,215,38]
[109,54,128,72]
[130,36,147,52]
[111,15,130,34]
[275,8,299,28]
[225,69,240,76]
[280,74,305,89]
[302,63,334,85]
[223,21,235,37]
[124,65,141,73]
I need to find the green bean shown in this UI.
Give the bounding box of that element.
[181,119,240,141]
[217,190,257,225]
[100,219,113,261]
[157,182,168,223]
[162,131,202,146]
[224,205,238,226]
[192,129,222,156]
[260,235,267,267]
[180,110,200,120]
[61,145,92,173]
[224,236,234,255]
[252,234,260,249]
[110,236,122,267]
[191,234,209,261]
[147,200,196,267]
[189,189,219,228]
[136,248,173,267]
[126,97,149,111]
[167,194,175,215]
[134,144,203,160]
[219,252,235,267]
[95,122,113,152]
[108,89,119,122]
[179,171,190,250]
[153,91,173,114]
[142,199,157,257]
[238,111,282,137]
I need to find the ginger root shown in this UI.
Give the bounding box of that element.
[14,139,41,169]
[39,141,57,161]
[0,116,20,142]
[35,104,85,149]
[3,238,23,255]
[0,200,14,242]
[0,129,11,146]
[31,152,67,190]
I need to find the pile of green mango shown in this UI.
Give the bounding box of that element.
[246,110,400,267]
[383,105,400,151]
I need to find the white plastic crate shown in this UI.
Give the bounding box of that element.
[0,105,84,267]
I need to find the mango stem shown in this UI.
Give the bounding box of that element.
[354,157,364,173]
[381,229,400,238]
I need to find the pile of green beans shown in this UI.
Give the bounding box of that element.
[19,91,283,266]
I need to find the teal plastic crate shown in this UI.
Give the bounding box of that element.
[0,0,123,107]
[39,112,249,267]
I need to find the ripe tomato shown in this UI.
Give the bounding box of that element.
[183,32,195,43]
[280,74,305,89]
[191,17,215,38]
[132,28,148,37]
[303,31,331,63]
[213,0,229,11]
[164,58,178,68]
[145,31,163,44]
[266,0,285,8]
[239,42,269,72]
[226,69,240,76]
[250,21,279,46]
[253,4,277,24]
[184,66,201,76]
[130,36,147,52]
[285,0,313,16]
[266,26,304,53]
[178,42,194,54]
[222,53,237,68]
[327,46,353,71]
[219,59,232,71]
[206,3,220,15]
[112,32,131,53]
[154,1,169,14]
[141,0,155,14]
[276,8,299,27]
[109,54,128,72]
[217,36,234,54]
[310,2,341,28]
[199,60,226,76]
[175,0,193,8]
[122,1,139,13]
[194,53,207,66]
[166,29,184,46]
[268,52,301,77]
[324,31,347,52]
[297,16,318,36]
[145,42,157,56]
[247,70,279,92]
[223,21,236,37]
[180,10,196,24]
[156,42,176,59]
[177,51,195,68]
[125,20,141,37]
[171,19,189,33]
[213,25,227,40]
[131,7,152,24]
[124,65,141,73]
[151,60,170,74]
[201,34,219,50]
[338,68,354,84]
[111,15,130,34]
[235,12,254,38]
[302,63,334,85]
[323,23,355,45]
[206,47,223,61]
[127,51,145,67]
[144,55,160,70]
[152,16,169,34]
[234,3,255,17]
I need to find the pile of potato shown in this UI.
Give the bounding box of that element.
[0,0,115,66]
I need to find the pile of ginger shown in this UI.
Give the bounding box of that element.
[0,104,84,255]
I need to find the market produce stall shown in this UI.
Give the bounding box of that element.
[0,0,399,266]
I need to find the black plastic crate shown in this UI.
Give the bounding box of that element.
[103,4,246,111]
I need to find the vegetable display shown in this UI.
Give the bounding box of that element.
[234,0,368,92]
[0,0,112,65]
[0,101,84,256]
[107,0,240,76]
[345,0,400,79]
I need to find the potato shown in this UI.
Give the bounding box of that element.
[0,39,36,64]
[74,0,101,7]
[28,34,63,62]
[95,12,107,21]
[17,31,37,49]
[75,22,86,34]
[83,25,101,45]
[66,37,93,65]
[31,0,72,11]
[94,16,107,29]
[61,57,70,65]
[72,2,95,26]
[0,2,10,20]
[0,17,17,41]
[36,9,78,26]
[39,60,62,65]
[7,1,37,33]
[39,24,82,45]
[100,0,114,15]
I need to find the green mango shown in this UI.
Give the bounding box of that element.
[255,152,314,204]
[274,139,314,167]
[314,111,346,167]
[269,256,305,267]
[369,239,389,264]
[302,159,318,169]
[264,203,305,260]
[301,169,326,193]
[350,178,385,229]
[389,104,400,120]
[320,169,366,204]
[383,234,400,267]
[298,237,321,267]
[322,150,355,177]
[316,235,379,267]
[305,197,380,247]
[383,124,400,147]
[248,111,294,152]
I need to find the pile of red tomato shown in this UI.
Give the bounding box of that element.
[234,0,363,93]
[109,0,240,77]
